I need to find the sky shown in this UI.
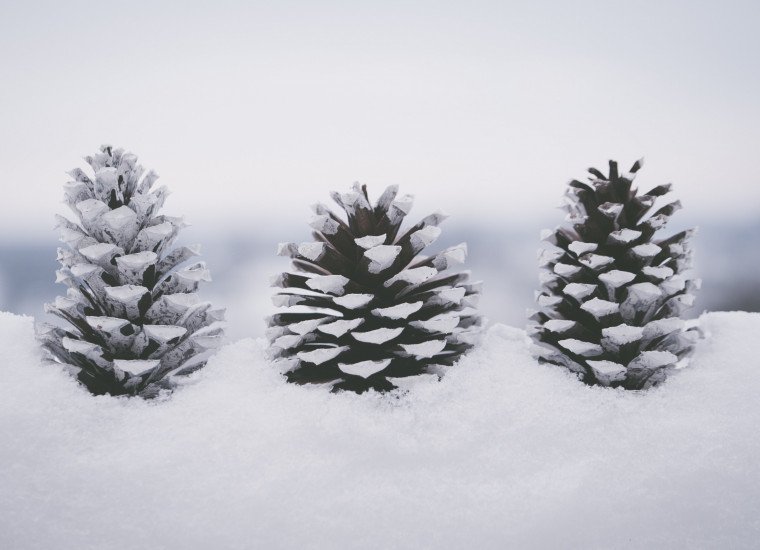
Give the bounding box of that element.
[1,0,759,242]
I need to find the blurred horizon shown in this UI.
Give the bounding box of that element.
[2,214,758,340]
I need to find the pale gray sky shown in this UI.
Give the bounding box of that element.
[1,0,759,241]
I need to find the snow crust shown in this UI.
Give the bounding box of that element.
[364,245,402,273]
[599,269,636,288]
[297,241,325,261]
[1,311,759,549]
[385,266,437,287]
[333,293,374,309]
[578,253,614,270]
[580,297,619,318]
[562,282,596,300]
[306,274,349,295]
[317,318,363,337]
[400,339,447,358]
[567,241,597,255]
[354,234,387,249]
[338,359,391,378]
[372,301,423,320]
[351,326,404,344]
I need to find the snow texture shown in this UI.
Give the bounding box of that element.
[364,244,402,273]
[1,310,759,549]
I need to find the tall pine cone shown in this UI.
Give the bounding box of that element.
[37,145,224,398]
[269,183,482,393]
[529,159,700,389]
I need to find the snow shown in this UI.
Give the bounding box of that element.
[562,282,596,300]
[536,293,562,307]
[578,253,615,270]
[390,194,414,216]
[297,346,348,365]
[104,285,149,318]
[305,274,349,295]
[631,242,662,258]
[317,318,364,337]
[372,301,423,319]
[598,269,636,288]
[410,313,460,333]
[75,197,109,222]
[543,319,575,333]
[354,234,387,249]
[537,247,562,267]
[115,250,158,269]
[309,214,340,235]
[333,293,374,309]
[608,228,642,244]
[351,326,404,344]
[567,241,597,255]
[586,360,627,385]
[338,358,392,378]
[271,333,303,350]
[101,206,140,247]
[113,358,160,375]
[601,323,644,345]
[285,318,325,336]
[297,241,325,261]
[432,286,466,305]
[435,244,467,268]
[642,265,675,280]
[410,225,441,250]
[364,244,402,273]
[621,283,663,321]
[276,242,298,257]
[580,297,620,318]
[557,338,603,357]
[142,324,188,342]
[385,266,438,287]
[80,242,121,263]
[1,310,760,549]
[400,339,447,358]
[136,220,174,245]
[660,274,687,295]
[629,350,678,370]
[643,317,685,338]
[553,262,582,277]
[597,202,623,217]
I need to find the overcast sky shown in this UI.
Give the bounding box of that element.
[1,0,759,241]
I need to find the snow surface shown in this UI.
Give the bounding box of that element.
[1,311,760,549]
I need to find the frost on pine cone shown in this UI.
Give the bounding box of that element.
[37,145,224,398]
[529,159,700,389]
[269,184,482,393]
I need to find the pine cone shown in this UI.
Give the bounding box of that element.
[268,183,482,393]
[529,159,700,389]
[37,145,224,398]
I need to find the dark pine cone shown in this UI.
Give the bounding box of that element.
[268,183,482,393]
[530,159,700,389]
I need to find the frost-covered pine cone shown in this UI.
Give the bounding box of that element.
[37,145,224,398]
[529,159,700,389]
[269,183,482,393]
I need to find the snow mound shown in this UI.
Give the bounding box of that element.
[1,311,759,549]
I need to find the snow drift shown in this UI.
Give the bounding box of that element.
[0,310,758,549]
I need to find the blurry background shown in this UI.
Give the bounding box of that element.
[1,0,758,339]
